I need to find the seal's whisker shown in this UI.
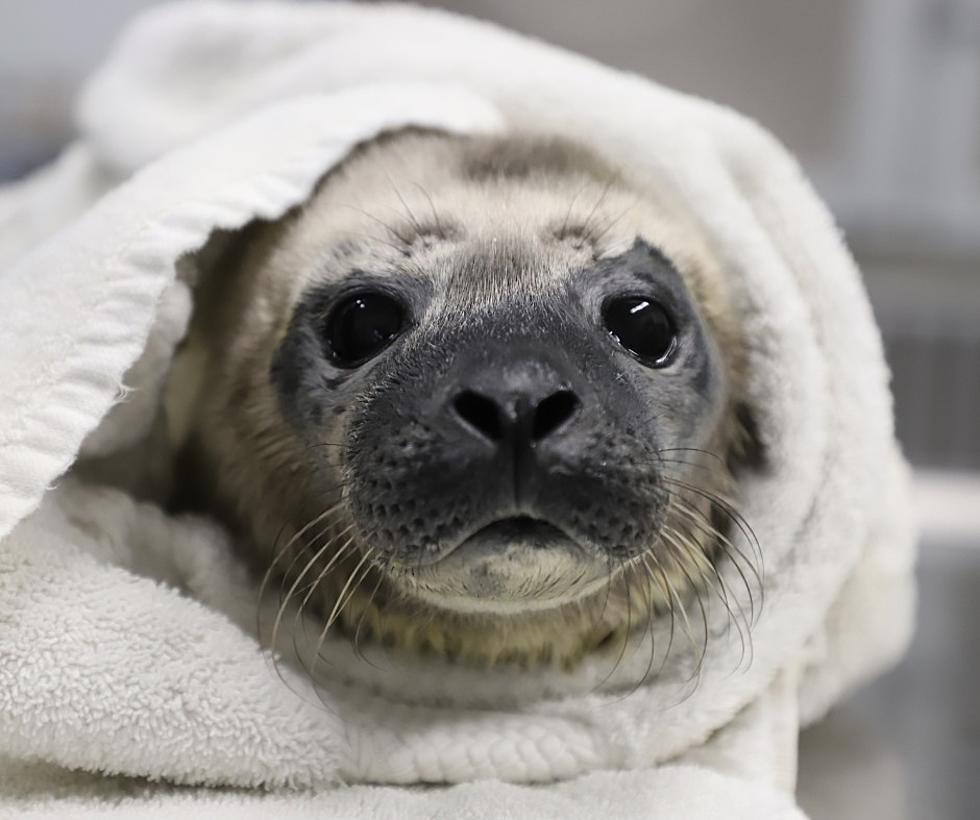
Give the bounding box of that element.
[273,507,352,603]
[658,529,710,673]
[587,194,639,250]
[595,556,636,689]
[337,203,413,246]
[656,456,727,478]
[272,510,352,604]
[652,551,702,683]
[263,491,348,571]
[384,172,425,236]
[594,553,618,627]
[326,547,379,633]
[351,556,390,668]
[668,495,761,630]
[343,229,411,256]
[580,171,618,240]
[640,553,675,676]
[411,181,446,238]
[558,180,590,240]
[667,496,758,605]
[665,486,764,625]
[279,523,355,623]
[633,557,662,691]
[258,497,347,625]
[644,553,678,670]
[661,475,764,583]
[312,547,378,680]
[657,446,729,468]
[666,521,753,671]
[260,518,354,697]
[291,529,360,665]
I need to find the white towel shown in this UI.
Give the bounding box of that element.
[0,2,916,817]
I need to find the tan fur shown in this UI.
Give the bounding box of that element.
[167,130,751,670]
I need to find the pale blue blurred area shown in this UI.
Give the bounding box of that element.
[1,2,978,818]
[0,0,161,177]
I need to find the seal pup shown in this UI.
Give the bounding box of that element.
[167,129,761,670]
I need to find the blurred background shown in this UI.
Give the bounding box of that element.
[1,0,977,817]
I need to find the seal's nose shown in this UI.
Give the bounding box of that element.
[443,349,587,498]
[423,343,595,510]
[451,386,580,447]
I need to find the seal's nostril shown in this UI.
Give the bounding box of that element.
[532,390,580,441]
[453,390,504,442]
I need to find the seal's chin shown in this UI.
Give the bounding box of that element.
[403,516,611,615]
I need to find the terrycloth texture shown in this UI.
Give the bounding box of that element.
[0,2,915,817]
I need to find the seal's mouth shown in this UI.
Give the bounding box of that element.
[459,515,574,552]
[435,515,589,569]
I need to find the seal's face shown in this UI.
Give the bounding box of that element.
[175,131,752,665]
[274,234,727,613]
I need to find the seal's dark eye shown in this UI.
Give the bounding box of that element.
[325,290,405,367]
[602,296,677,366]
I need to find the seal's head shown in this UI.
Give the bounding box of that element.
[173,131,758,667]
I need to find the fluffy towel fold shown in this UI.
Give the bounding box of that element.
[0,2,915,817]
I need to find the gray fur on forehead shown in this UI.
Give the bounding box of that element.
[459,133,620,183]
[330,127,622,185]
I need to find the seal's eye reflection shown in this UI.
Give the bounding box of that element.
[602,295,677,366]
[325,290,406,367]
